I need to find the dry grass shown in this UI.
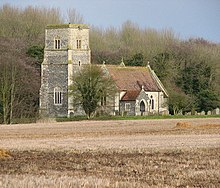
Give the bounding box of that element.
[175,121,220,129]
[0,148,219,187]
[197,124,220,129]
[175,122,192,128]
[0,174,140,188]
[0,118,220,187]
[0,149,11,158]
[0,118,220,140]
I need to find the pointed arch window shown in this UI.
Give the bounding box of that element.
[54,87,62,105]
[150,95,154,110]
[101,90,107,106]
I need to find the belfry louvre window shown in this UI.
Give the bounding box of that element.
[55,39,61,49]
[54,87,62,105]
[77,40,81,49]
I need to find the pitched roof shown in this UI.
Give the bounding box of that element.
[121,90,140,101]
[106,65,161,92]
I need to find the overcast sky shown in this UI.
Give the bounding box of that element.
[1,0,220,43]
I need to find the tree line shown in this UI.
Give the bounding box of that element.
[0,4,219,123]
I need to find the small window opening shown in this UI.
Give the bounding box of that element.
[54,87,62,105]
[79,61,81,66]
[55,39,61,49]
[76,40,81,49]
[125,103,131,111]
[150,95,154,110]
[101,95,107,106]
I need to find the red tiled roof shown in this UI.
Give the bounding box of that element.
[121,90,140,101]
[106,65,161,92]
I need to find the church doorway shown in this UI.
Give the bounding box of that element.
[140,101,145,116]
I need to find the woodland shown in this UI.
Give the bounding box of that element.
[0,4,219,123]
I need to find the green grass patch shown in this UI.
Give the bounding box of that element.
[56,116,88,122]
[56,114,220,122]
[5,118,38,124]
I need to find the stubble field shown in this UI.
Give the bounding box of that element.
[0,118,220,187]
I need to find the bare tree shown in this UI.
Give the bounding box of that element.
[0,37,40,124]
[0,64,10,124]
[66,8,84,24]
[0,4,63,43]
[69,65,116,118]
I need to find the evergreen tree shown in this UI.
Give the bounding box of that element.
[126,53,144,66]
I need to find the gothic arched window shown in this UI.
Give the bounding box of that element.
[54,87,62,105]
[150,95,154,110]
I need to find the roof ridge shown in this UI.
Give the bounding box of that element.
[147,64,169,97]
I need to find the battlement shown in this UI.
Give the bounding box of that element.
[46,24,89,29]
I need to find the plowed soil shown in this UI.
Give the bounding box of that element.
[0,118,220,187]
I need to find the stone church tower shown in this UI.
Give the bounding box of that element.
[39,24,91,117]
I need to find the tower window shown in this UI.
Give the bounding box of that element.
[79,61,81,66]
[77,40,81,49]
[54,87,62,105]
[55,39,61,49]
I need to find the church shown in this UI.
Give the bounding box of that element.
[39,24,169,117]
